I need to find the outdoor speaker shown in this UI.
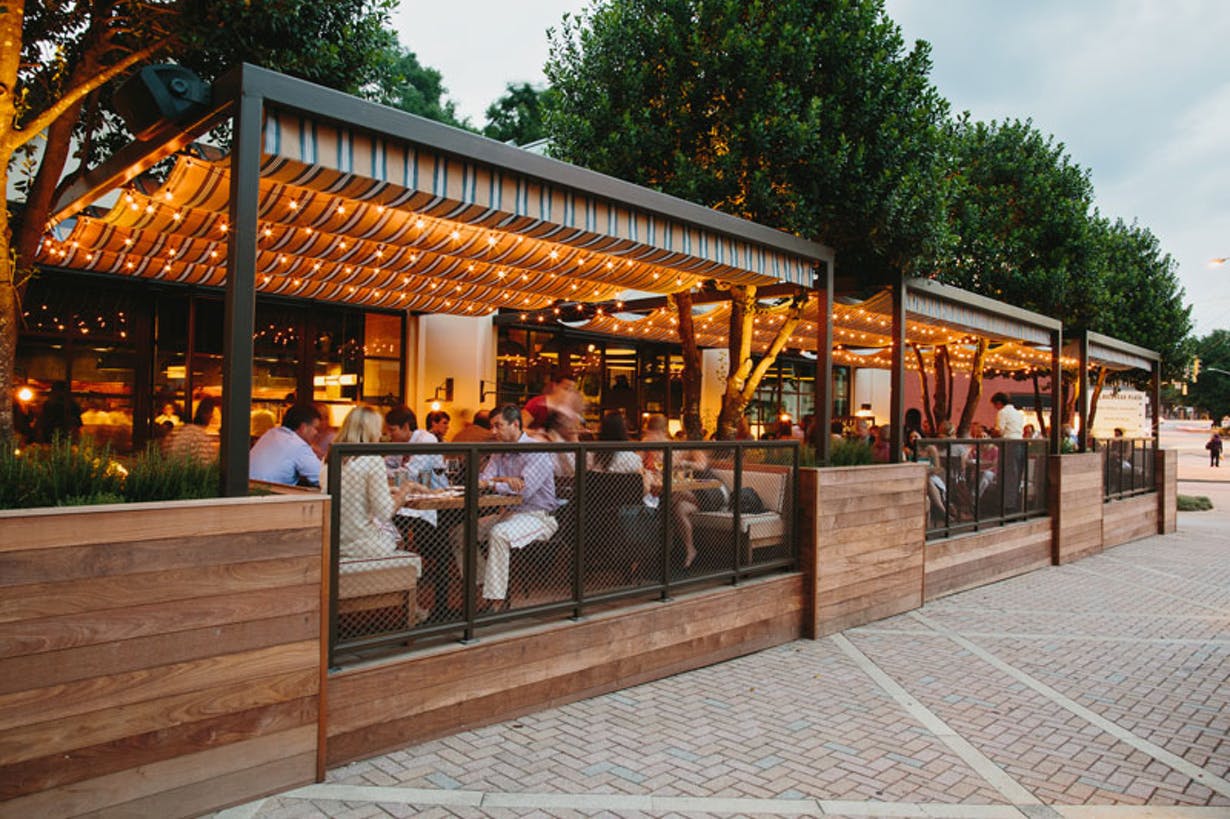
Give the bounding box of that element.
[113,64,211,140]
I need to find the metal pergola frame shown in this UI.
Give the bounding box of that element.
[1074,330,1163,452]
[882,277,1064,461]
[51,64,834,494]
[44,63,1163,487]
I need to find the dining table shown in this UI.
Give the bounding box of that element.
[398,489,523,512]
[671,476,723,493]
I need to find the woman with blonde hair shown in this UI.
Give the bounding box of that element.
[323,405,417,558]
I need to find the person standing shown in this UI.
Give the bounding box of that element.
[35,381,83,443]
[990,392,1025,511]
[1207,432,1223,467]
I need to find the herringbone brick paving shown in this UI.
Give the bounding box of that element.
[222,510,1230,818]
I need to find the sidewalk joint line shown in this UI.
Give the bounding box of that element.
[1063,565,1228,615]
[929,606,1228,622]
[853,627,1230,646]
[909,610,1230,800]
[1096,553,1230,594]
[829,632,1046,810]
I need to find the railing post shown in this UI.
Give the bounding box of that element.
[732,444,743,584]
[661,445,673,601]
[461,445,479,643]
[326,449,342,670]
[572,445,586,621]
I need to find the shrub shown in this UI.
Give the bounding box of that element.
[0,435,219,510]
[123,446,220,502]
[828,438,874,466]
[1177,494,1212,512]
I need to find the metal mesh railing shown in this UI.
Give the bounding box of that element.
[917,437,1050,540]
[325,440,799,666]
[1092,437,1156,500]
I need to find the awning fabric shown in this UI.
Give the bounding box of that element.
[37,109,825,314]
[568,290,1074,374]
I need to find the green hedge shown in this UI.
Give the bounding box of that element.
[0,436,220,510]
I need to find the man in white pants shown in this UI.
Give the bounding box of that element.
[453,404,558,607]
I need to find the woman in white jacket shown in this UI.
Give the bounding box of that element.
[324,405,418,558]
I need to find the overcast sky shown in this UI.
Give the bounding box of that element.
[393,0,1229,336]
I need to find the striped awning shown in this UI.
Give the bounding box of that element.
[36,107,828,314]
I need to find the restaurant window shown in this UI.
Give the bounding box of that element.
[602,346,639,432]
[15,278,140,451]
[749,357,816,436]
[360,312,402,404]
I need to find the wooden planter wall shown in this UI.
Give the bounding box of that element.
[0,495,328,819]
[924,518,1052,601]
[0,450,1180,812]
[800,464,926,637]
[326,575,803,766]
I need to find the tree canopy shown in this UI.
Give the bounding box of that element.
[545,0,953,436]
[1187,331,1230,422]
[365,44,471,129]
[929,117,1104,328]
[0,0,401,438]
[546,0,952,281]
[482,83,557,145]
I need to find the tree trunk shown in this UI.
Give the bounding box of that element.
[955,339,988,436]
[0,204,16,441]
[671,290,703,440]
[932,344,950,425]
[716,285,756,439]
[913,343,934,434]
[1087,366,1108,443]
[1031,371,1048,437]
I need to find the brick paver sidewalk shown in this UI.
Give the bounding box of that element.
[218,514,1230,818]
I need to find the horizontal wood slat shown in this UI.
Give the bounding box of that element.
[1051,453,1105,565]
[925,520,1051,600]
[1,697,317,801]
[0,527,320,588]
[0,668,318,767]
[327,576,802,761]
[0,640,318,733]
[2,585,319,659]
[0,497,325,816]
[0,495,325,552]
[0,725,315,819]
[0,555,319,623]
[806,465,925,636]
[0,612,316,697]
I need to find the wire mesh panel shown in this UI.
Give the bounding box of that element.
[583,444,665,597]
[921,437,1050,540]
[1095,437,1157,500]
[329,451,425,644]
[327,439,800,666]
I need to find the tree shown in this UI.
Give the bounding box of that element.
[928,117,1107,431]
[1187,331,1230,423]
[483,83,557,145]
[366,45,471,130]
[0,0,398,438]
[929,118,1192,433]
[546,0,951,437]
[1089,217,1191,381]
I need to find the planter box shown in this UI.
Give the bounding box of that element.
[1049,452,1104,564]
[0,494,328,819]
[801,464,926,637]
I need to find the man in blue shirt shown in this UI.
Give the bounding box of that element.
[452,404,557,606]
[249,402,322,486]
